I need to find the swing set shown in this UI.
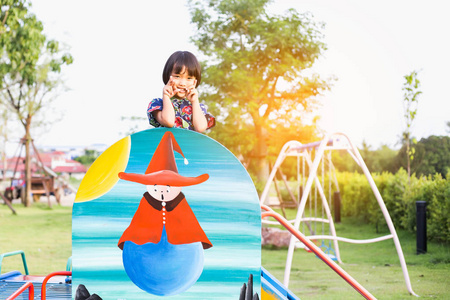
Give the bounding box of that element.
[260,132,417,296]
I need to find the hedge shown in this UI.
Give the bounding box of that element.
[336,169,450,243]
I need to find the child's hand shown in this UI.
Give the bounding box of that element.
[186,80,199,104]
[163,77,178,98]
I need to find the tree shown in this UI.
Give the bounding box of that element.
[402,70,421,180]
[0,0,73,206]
[396,135,450,178]
[371,144,398,173]
[0,102,11,179]
[332,142,398,174]
[74,149,99,167]
[414,136,450,178]
[188,0,330,184]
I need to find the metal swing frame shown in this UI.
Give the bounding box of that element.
[260,132,417,296]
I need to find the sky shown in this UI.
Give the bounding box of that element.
[9,0,449,154]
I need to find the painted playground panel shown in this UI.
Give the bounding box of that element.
[261,267,300,300]
[72,128,262,299]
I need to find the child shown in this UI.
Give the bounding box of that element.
[147,51,215,133]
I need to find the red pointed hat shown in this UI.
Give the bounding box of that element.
[118,131,209,186]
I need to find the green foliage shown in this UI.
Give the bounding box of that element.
[331,144,398,174]
[0,0,73,206]
[361,143,398,173]
[401,70,422,178]
[188,0,331,181]
[332,136,448,179]
[336,170,450,243]
[330,150,360,173]
[0,0,45,87]
[0,0,73,125]
[337,172,373,222]
[74,149,99,167]
[396,135,450,178]
[409,173,450,243]
[402,70,422,131]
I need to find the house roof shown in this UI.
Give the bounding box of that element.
[53,165,87,173]
[4,152,86,175]
[5,157,38,173]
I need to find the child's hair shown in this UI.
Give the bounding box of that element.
[162,51,201,88]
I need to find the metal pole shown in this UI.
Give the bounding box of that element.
[261,205,376,300]
[344,133,418,296]
[416,201,427,254]
[334,191,341,223]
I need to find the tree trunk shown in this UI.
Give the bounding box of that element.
[1,114,7,181]
[24,117,32,207]
[406,137,411,181]
[251,123,270,188]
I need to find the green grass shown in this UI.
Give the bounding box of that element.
[0,203,72,275]
[1,204,449,299]
[263,208,450,299]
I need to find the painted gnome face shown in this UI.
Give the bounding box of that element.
[147,184,182,202]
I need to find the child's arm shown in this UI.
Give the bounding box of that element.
[187,84,208,133]
[153,79,177,127]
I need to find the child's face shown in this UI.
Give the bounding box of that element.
[147,184,182,202]
[170,66,196,99]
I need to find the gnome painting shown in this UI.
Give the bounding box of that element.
[117,131,212,296]
[72,128,261,300]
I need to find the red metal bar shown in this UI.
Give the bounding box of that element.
[261,204,376,300]
[41,271,72,299]
[6,282,34,300]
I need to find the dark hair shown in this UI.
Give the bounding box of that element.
[162,51,201,88]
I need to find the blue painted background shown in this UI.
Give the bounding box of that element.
[72,128,261,299]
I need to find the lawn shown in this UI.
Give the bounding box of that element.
[262,215,450,299]
[1,204,449,299]
[0,203,72,275]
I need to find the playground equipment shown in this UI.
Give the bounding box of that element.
[0,231,374,300]
[71,128,262,299]
[261,205,376,300]
[0,224,372,300]
[1,129,404,299]
[261,267,300,300]
[0,250,72,299]
[260,132,417,296]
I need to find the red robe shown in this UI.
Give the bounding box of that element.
[118,192,212,250]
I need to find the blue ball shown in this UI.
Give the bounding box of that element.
[122,228,204,296]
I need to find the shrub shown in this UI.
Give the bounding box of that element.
[410,173,450,243]
[337,172,373,222]
[335,169,450,243]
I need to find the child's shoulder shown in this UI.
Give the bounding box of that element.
[149,98,163,105]
[147,98,163,111]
